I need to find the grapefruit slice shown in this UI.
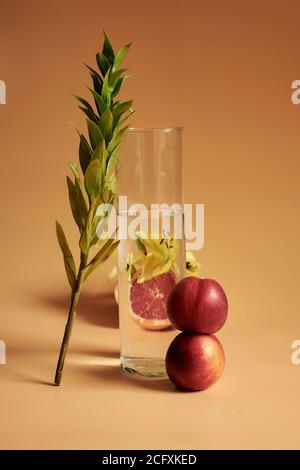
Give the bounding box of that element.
[129,272,176,330]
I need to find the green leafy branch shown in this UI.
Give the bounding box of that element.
[54,32,134,386]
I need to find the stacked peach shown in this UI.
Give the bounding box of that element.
[166,277,228,391]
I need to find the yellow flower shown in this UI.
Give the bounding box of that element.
[186,251,200,275]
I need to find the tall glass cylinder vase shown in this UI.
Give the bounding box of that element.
[117,127,184,379]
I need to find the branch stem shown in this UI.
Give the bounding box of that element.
[54,253,88,386]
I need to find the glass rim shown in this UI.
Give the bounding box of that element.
[128,126,183,133]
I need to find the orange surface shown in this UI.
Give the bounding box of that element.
[1,0,300,449]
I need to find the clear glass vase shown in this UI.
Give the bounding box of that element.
[116,127,185,379]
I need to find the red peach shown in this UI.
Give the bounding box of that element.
[167,277,228,334]
[166,332,225,391]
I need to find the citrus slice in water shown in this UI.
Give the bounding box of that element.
[129,272,176,330]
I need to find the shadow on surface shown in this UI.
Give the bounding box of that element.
[6,361,175,392]
[3,346,120,387]
[25,377,56,386]
[81,349,119,359]
[83,364,176,393]
[39,291,119,329]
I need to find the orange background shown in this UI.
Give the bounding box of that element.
[1,0,300,449]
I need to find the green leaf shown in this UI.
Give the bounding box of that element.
[93,140,107,179]
[99,107,113,142]
[79,106,98,123]
[107,174,116,193]
[106,146,119,176]
[75,178,88,216]
[85,63,103,82]
[94,198,114,237]
[111,77,123,98]
[113,43,131,71]
[84,159,102,199]
[101,68,112,106]
[96,52,110,77]
[67,177,88,230]
[92,74,103,95]
[56,221,76,289]
[87,118,103,149]
[79,195,102,254]
[108,124,130,152]
[92,139,105,162]
[79,135,92,174]
[87,87,107,115]
[83,238,119,281]
[79,214,91,255]
[69,162,81,185]
[90,195,104,237]
[111,75,129,98]
[112,100,133,125]
[72,94,95,115]
[118,110,135,128]
[102,31,115,64]
[109,68,128,88]
[79,228,89,254]
[56,221,76,270]
[85,64,103,95]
